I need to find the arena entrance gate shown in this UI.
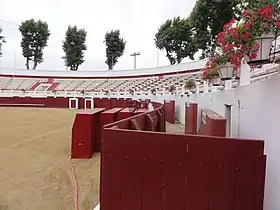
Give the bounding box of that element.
[84,98,94,110]
[69,98,78,109]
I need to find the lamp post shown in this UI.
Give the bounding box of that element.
[130,52,140,70]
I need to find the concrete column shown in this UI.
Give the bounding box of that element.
[196,84,200,94]
[239,60,251,86]
[203,81,209,93]
[224,104,232,138]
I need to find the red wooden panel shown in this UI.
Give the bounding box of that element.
[200,109,226,137]
[257,155,266,210]
[185,102,198,134]
[101,124,266,210]
[130,116,146,131]
[140,132,165,210]
[162,136,188,210]
[185,137,210,210]
[71,112,94,158]
[164,100,175,124]
[110,98,117,108]
[208,139,235,210]
[233,159,262,210]
[100,129,122,210]
[117,131,143,210]
[115,98,125,108]
[233,139,265,210]
[91,108,106,153]
[94,98,111,109]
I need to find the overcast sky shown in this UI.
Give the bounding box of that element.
[0,0,196,71]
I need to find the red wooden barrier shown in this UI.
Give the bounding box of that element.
[71,108,105,158]
[200,109,226,137]
[185,102,198,134]
[99,108,123,152]
[101,128,266,210]
[118,108,136,120]
[94,98,111,109]
[164,100,175,124]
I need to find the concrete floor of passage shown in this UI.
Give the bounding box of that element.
[166,121,185,134]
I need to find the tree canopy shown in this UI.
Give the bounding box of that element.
[189,0,238,58]
[19,19,50,70]
[62,26,87,71]
[155,17,196,65]
[104,30,126,70]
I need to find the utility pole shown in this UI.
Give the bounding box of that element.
[130,52,140,70]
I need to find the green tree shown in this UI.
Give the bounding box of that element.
[62,26,87,71]
[104,30,126,70]
[19,19,50,70]
[189,0,238,58]
[155,17,196,65]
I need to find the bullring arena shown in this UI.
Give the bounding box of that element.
[0,59,280,210]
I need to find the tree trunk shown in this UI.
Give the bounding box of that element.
[167,55,176,65]
[26,58,30,70]
[32,61,38,70]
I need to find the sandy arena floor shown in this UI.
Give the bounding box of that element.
[0,107,100,210]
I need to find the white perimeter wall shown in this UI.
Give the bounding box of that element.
[132,73,280,210]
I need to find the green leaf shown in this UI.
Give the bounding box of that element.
[155,17,197,65]
[19,19,50,69]
[104,30,126,70]
[62,25,87,71]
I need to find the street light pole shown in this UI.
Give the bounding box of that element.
[130,52,140,70]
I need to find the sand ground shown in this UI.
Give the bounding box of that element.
[0,107,100,210]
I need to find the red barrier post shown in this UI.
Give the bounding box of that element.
[98,108,124,152]
[185,102,198,134]
[200,109,226,137]
[71,108,105,158]
[164,100,175,124]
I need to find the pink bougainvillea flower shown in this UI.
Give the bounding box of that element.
[276,19,280,28]
[242,10,249,18]
[241,31,250,40]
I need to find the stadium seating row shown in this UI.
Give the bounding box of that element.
[0,64,278,93]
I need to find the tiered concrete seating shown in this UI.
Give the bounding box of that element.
[0,63,278,94]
